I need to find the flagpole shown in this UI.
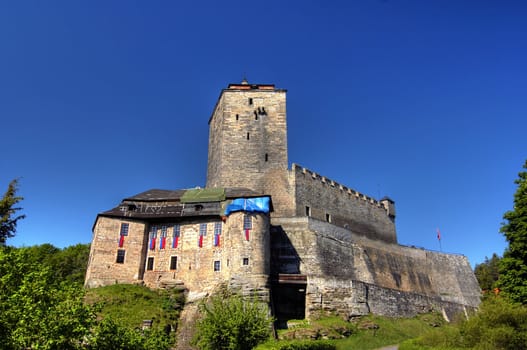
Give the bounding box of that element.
[437,228,442,252]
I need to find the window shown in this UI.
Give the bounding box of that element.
[173,224,180,248]
[214,260,221,271]
[116,249,125,264]
[248,98,253,105]
[243,257,249,266]
[213,222,222,247]
[160,226,168,249]
[146,257,154,271]
[247,132,250,140]
[173,224,181,237]
[243,215,252,230]
[120,223,129,236]
[326,213,331,223]
[149,226,157,250]
[306,206,311,216]
[236,114,239,121]
[265,153,268,162]
[214,222,222,235]
[170,256,178,270]
[254,111,258,120]
[199,223,207,236]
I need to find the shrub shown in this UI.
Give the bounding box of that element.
[460,297,527,349]
[279,340,336,350]
[192,291,273,350]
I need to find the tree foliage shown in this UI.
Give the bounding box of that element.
[192,291,273,350]
[0,245,172,349]
[498,160,527,304]
[0,179,25,246]
[0,246,95,349]
[88,317,171,350]
[404,296,527,350]
[474,253,501,291]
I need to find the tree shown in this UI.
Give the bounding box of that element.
[474,253,501,291]
[0,179,25,246]
[498,160,527,304]
[0,246,95,349]
[192,291,272,350]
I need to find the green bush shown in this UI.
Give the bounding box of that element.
[279,340,336,350]
[460,297,527,350]
[401,297,527,350]
[88,317,171,350]
[192,291,273,350]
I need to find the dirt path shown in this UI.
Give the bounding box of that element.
[174,302,199,350]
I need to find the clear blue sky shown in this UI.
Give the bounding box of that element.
[1,1,526,267]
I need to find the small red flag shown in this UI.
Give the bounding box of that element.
[173,236,179,248]
[118,235,125,247]
[437,228,441,241]
[245,229,250,241]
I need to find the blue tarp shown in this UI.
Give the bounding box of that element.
[224,197,270,216]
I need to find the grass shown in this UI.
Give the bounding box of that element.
[255,312,447,350]
[85,283,184,332]
[335,313,445,350]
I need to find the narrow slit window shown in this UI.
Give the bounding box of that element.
[236,114,239,121]
[170,256,178,270]
[265,153,268,162]
[146,257,154,271]
[243,257,249,266]
[326,213,331,223]
[247,132,250,140]
[306,206,311,216]
[214,260,221,271]
[254,111,258,120]
[248,98,253,105]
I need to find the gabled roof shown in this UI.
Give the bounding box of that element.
[93,187,270,230]
[123,188,263,202]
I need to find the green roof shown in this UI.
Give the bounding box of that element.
[180,188,226,203]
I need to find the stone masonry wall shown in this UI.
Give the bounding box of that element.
[85,217,148,287]
[271,217,480,319]
[142,211,270,299]
[206,87,288,195]
[291,164,397,243]
[86,212,271,301]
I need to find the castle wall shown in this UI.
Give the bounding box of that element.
[142,212,270,298]
[85,217,148,288]
[291,164,397,243]
[271,217,480,319]
[86,212,271,300]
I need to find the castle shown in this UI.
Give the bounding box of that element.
[85,80,480,322]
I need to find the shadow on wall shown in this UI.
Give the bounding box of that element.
[271,225,301,274]
[270,225,306,328]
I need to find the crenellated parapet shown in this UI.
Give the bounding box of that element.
[292,163,394,213]
[291,163,397,243]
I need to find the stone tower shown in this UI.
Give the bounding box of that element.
[206,81,288,197]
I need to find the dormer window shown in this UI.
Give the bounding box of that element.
[194,204,203,212]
